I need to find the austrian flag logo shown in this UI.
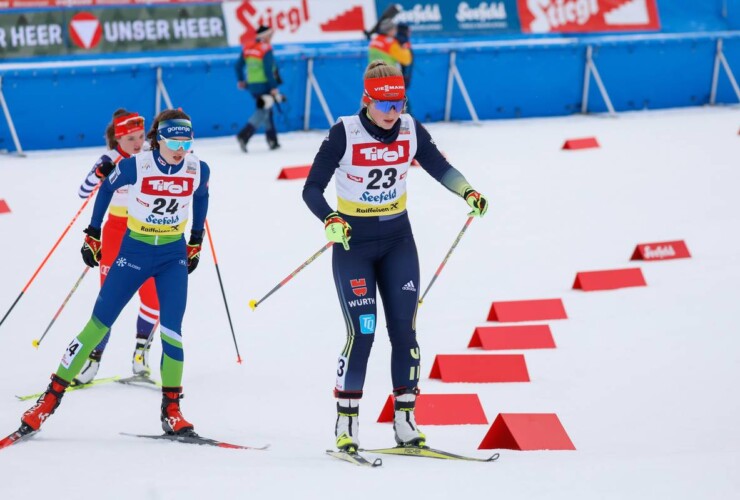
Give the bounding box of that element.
[69,12,102,50]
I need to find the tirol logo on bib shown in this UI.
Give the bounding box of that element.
[141,177,194,197]
[352,141,410,167]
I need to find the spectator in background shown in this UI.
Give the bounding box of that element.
[368,18,412,70]
[368,18,413,111]
[235,25,282,152]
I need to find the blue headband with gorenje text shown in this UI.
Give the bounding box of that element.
[158,119,193,139]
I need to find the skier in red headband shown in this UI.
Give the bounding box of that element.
[303,60,489,453]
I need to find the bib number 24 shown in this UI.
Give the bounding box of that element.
[152,198,179,215]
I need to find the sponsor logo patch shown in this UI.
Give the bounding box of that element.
[359,189,396,204]
[350,278,367,297]
[359,314,376,334]
[352,141,409,166]
[141,176,193,197]
[348,297,375,308]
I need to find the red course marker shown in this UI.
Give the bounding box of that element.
[468,325,556,350]
[376,394,488,425]
[573,268,646,291]
[277,165,311,180]
[487,298,567,322]
[478,413,576,450]
[0,199,10,214]
[429,354,530,383]
[631,240,691,261]
[562,137,599,150]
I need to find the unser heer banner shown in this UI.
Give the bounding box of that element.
[0,5,227,58]
[375,0,521,36]
[222,0,378,46]
[517,0,660,33]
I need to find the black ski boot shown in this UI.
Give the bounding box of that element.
[236,124,255,153]
[266,129,280,150]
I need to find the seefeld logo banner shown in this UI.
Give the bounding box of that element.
[375,0,521,36]
[517,0,660,34]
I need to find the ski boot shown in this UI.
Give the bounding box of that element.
[393,391,426,447]
[161,387,196,436]
[236,124,255,153]
[266,129,281,150]
[132,338,151,377]
[335,398,360,452]
[21,374,70,431]
[72,349,102,386]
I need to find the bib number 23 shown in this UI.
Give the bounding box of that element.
[367,168,397,189]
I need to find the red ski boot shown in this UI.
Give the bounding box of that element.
[161,387,196,436]
[21,374,70,431]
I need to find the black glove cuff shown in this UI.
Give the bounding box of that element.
[84,225,102,239]
[189,229,204,246]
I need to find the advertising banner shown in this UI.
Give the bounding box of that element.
[374,0,521,37]
[222,0,377,46]
[66,5,227,54]
[517,0,660,34]
[0,10,67,57]
[0,0,220,7]
[0,5,227,58]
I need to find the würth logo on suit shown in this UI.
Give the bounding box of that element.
[350,278,367,297]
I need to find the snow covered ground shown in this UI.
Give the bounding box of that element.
[0,107,739,499]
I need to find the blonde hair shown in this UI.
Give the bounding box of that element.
[364,60,402,80]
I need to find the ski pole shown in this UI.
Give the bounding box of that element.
[32,267,91,348]
[418,216,474,305]
[249,241,333,311]
[0,184,101,330]
[205,219,242,364]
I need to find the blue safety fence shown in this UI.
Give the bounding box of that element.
[1,30,739,151]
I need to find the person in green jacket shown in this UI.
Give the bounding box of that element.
[235,25,282,152]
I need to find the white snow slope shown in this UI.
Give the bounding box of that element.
[1,107,739,499]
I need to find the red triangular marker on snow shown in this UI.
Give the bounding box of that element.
[468,325,556,350]
[573,268,646,291]
[631,240,690,261]
[479,413,576,450]
[562,137,599,150]
[277,165,311,180]
[428,354,530,383]
[487,298,567,322]
[376,394,488,425]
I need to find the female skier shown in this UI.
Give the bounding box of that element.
[19,109,209,437]
[302,60,488,452]
[74,109,160,385]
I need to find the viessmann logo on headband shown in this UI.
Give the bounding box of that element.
[373,85,404,92]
